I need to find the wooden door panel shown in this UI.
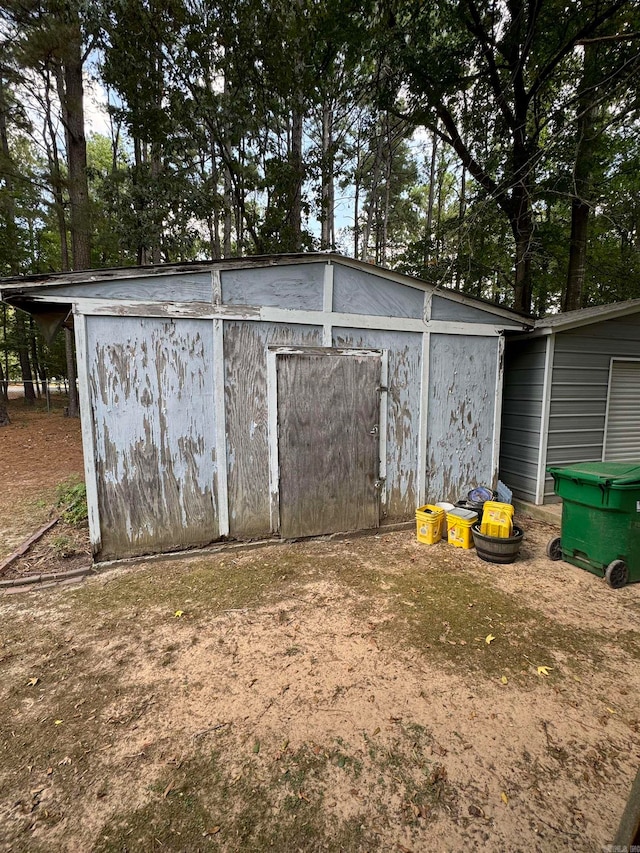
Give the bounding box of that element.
[277,351,380,538]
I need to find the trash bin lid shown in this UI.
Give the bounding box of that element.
[547,462,640,487]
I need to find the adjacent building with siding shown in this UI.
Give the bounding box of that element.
[500,299,640,505]
[0,254,529,560]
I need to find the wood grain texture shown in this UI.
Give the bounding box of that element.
[87,316,218,559]
[277,352,380,538]
[221,264,324,310]
[333,328,422,521]
[332,264,424,319]
[45,273,213,302]
[426,334,498,503]
[223,321,323,538]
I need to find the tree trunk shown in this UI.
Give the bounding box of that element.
[15,312,36,404]
[426,129,438,267]
[65,327,79,418]
[55,23,91,271]
[564,43,599,312]
[0,395,9,426]
[320,98,335,250]
[289,105,304,250]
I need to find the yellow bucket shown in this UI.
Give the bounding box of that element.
[447,507,478,549]
[416,505,445,545]
[480,501,514,538]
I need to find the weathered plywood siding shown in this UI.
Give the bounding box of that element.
[332,328,422,520]
[221,264,324,310]
[545,314,640,499]
[277,352,380,538]
[431,295,509,325]
[499,336,546,502]
[426,334,498,503]
[332,265,424,318]
[224,321,323,538]
[43,273,213,302]
[87,316,218,559]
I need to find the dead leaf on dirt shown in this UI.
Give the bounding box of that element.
[468,804,485,818]
[501,791,509,805]
[537,666,552,677]
[173,610,184,618]
[252,740,260,754]
[397,844,414,853]
[372,727,381,736]
[58,757,72,766]
[501,676,508,684]
[27,677,39,687]
[203,826,221,836]
[163,780,176,799]
[485,634,496,645]
[54,719,63,726]
[606,707,617,714]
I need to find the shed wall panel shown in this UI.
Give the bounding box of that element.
[430,296,509,325]
[224,321,323,538]
[332,328,422,520]
[221,264,324,310]
[499,337,546,502]
[45,273,212,302]
[545,315,640,498]
[87,316,218,559]
[426,334,498,503]
[332,265,424,318]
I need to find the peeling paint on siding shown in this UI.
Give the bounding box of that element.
[87,316,218,558]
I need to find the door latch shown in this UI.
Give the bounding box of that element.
[370,424,379,436]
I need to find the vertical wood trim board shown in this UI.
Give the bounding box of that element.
[213,318,229,536]
[490,335,506,488]
[416,331,431,505]
[266,348,280,533]
[535,334,555,505]
[211,269,222,305]
[322,262,334,346]
[378,350,389,513]
[73,311,102,553]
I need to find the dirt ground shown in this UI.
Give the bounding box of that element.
[0,402,639,853]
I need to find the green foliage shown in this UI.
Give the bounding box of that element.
[55,479,88,527]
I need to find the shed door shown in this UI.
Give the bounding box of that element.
[277,350,381,538]
[603,360,640,461]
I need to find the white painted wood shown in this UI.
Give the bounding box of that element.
[266,348,280,534]
[423,290,433,322]
[322,262,334,347]
[73,310,102,554]
[416,332,431,506]
[22,294,522,335]
[535,334,556,505]
[213,318,229,537]
[490,335,506,489]
[212,269,222,305]
[378,350,389,513]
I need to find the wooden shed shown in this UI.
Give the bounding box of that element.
[500,299,640,505]
[1,254,529,560]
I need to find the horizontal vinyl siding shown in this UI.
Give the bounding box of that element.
[499,337,546,502]
[544,313,640,499]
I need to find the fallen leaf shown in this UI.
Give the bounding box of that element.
[501,676,508,684]
[27,677,40,687]
[173,610,184,618]
[537,666,552,677]
[163,780,176,799]
[54,719,63,726]
[501,791,509,805]
[204,826,221,836]
[468,804,485,818]
[485,634,496,645]
[606,707,617,714]
[253,740,260,754]
[372,727,380,736]
[573,675,582,683]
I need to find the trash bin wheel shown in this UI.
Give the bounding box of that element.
[605,560,629,589]
[546,536,562,561]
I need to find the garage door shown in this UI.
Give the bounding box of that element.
[603,360,640,461]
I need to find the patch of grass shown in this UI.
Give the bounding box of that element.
[55,478,87,526]
[94,742,380,853]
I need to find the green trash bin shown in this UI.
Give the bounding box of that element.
[546,462,640,588]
